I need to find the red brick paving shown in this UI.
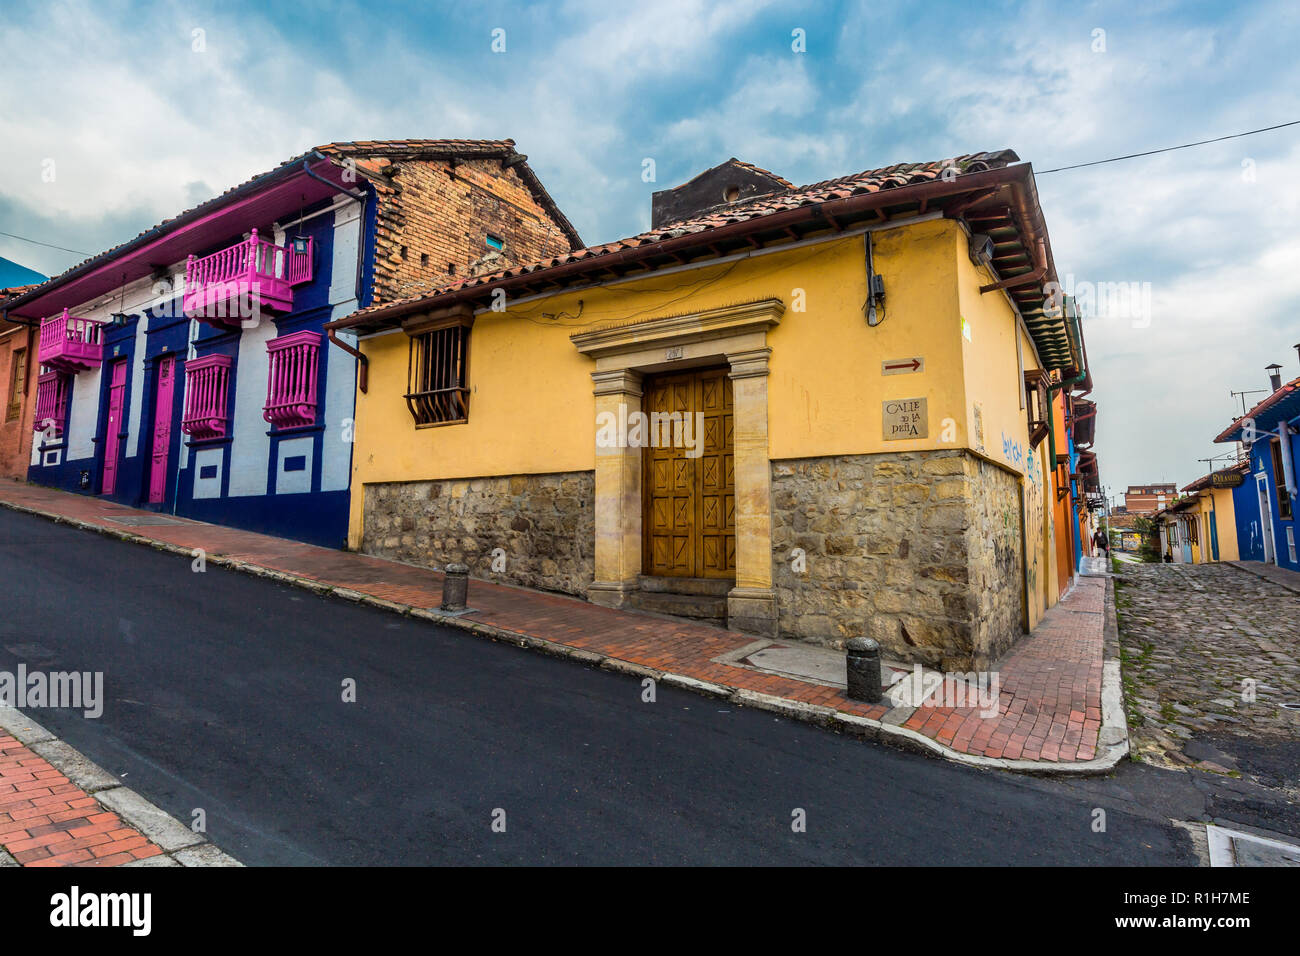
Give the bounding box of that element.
[0,480,1107,765]
[0,733,163,867]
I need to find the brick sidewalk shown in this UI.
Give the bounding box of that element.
[1,733,162,867]
[0,479,1119,772]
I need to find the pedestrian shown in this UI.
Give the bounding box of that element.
[1163,549,1173,563]
[1092,528,1110,556]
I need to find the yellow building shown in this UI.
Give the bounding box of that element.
[328,152,1087,670]
[1157,466,1245,563]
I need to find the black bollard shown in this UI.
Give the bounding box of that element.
[845,637,882,703]
[441,563,469,611]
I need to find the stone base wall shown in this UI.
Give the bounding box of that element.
[967,457,1026,665]
[770,450,1025,670]
[361,471,595,596]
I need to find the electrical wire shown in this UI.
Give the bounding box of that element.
[0,230,90,256]
[1037,120,1300,174]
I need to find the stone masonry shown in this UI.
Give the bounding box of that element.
[771,450,1024,670]
[361,471,594,596]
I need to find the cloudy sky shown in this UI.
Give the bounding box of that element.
[2,0,1297,497]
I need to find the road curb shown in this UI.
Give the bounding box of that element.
[0,706,241,867]
[0,494,1129,778]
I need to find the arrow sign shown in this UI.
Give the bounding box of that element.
[882,357,924,375]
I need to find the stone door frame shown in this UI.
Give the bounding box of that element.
[571,298,785,635]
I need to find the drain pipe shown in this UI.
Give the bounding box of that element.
[1278,419,1298,498]
[328,329,367,394]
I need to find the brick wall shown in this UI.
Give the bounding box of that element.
[368,157,576,304]
[0,326,36,479]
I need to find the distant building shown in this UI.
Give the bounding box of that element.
[1125,483,1176,514]
[1154,464,1248,563]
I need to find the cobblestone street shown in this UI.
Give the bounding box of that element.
[1114,562,1300,787]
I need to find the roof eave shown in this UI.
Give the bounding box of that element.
[4,151,322,315]
[332,162,1048,336]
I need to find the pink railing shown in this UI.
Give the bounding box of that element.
[183,229,313,322]
[37,309,104,372]
[263,330,321,429]
[33,371,69,436]
[180,354,232,441]
[285,238,313,285]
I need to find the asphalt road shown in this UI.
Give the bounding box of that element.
[0,507,1201,865]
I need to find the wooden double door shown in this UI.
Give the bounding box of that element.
[642,367,735,578]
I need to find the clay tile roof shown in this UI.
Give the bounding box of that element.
[339,149,1023,325]
[1215,375,1300,443]
[1180,461,1251,492]
[725,159,794,189]
[10,138,581,311]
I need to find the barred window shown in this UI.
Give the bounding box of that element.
[405,317,471,427]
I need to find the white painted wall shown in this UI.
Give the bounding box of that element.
[226,318,274,497]
[276,435,313,494]
[321,200,361,493]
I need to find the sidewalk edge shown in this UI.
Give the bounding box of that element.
[0,706,242,867]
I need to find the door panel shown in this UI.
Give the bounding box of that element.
[643,367,735,578]
[148,356,175,504]
[101,359,128,495]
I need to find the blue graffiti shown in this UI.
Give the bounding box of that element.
[1001,432,1024,467]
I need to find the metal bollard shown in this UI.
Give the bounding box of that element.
[441,563,469,611]
[845,637,882,703]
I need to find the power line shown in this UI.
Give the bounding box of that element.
[0,230,90,257]
[1037,120,1300,174]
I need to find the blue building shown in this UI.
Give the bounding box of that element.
[3,141,579,547]
[1216,365,1300,570]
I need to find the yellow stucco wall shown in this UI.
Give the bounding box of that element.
[351,219,987,546]
[1211,487,1240,561]
[953,235,1056,624]
[348,214,1056,619]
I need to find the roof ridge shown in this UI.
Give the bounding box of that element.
[345,147,1024,321]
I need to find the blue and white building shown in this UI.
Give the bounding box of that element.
[3,141,580,547]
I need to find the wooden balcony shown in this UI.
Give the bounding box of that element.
[183,229,313,326]
[37,309,105,373]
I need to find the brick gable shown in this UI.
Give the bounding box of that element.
[366,156,576,304]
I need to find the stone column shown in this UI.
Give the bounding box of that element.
[587,368,643,608]
[726,347,778,636]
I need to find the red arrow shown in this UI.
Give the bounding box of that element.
[885,359,921,372]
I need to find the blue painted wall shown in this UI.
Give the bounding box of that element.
[1243,428,1300,570]
[29,187,374,550]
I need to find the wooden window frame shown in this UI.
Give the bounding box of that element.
[403,310,472,428]
[6,347,26,422]
[1024,369,1050,450]
[1270,439,1292,519]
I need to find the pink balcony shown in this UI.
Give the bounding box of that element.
[263,330,321,430]
[183,228,313,326]
[33,371,70,437]
[38,309,105,373]
[181,354,233,442]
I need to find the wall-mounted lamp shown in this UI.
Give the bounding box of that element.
[291,235,310,256]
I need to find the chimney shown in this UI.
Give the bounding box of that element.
[1267,363,1283,392]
